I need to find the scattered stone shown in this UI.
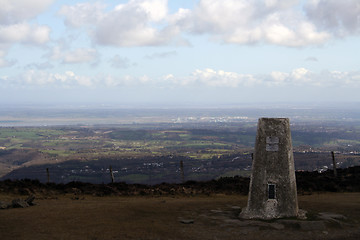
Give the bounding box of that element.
[25,195,36,206]
[0,201,11,209]
[318,212,347,221]
[210,210,223,213]
[0,195,36,209]
[12,199,29,208]
[180,219,194,224]
[297,209,308,220]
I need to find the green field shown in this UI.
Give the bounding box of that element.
[0,127,250,161]
[1,122,360,183]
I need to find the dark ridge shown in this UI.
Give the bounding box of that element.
[0,166,359,197]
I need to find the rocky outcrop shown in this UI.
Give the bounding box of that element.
[0,195,36,209]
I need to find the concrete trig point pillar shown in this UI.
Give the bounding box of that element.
[240,118,298,219]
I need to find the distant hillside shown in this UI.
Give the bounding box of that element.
[2,151,359,185]
[0,166,359,197]
[1,123,360,182]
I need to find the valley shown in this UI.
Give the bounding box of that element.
[1,119,360,184]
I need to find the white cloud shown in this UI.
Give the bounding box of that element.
[0,23,50,44]
[270,71,289,84]
[166,68,360,88]
[305,0,360,37]
[62,48,98,64]
[103,75,129,87]
[264,0,299,9]
[57,0,360,48]
[59,0,174,47]
[58,2,106,28]
[190,68,258,87]
[46,46,99,64]
[4,70,151,88]
[261,14,330,46]
[291,68,310,81]
[185,0,255,34]
[0,0,52,63]
[180,0,330,47]
[3,68,360,89]
[23,69,55,85]
[163,74,174,81]
[139,75,150,83]
[95,0,171,46]
[102,74,152,87]
[130,0,168,22]
[165,69,258,87]
[0,0,54,24]
[316,70,360,87]
[20,70,94,87]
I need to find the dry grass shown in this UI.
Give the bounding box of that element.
[0,193,359,240]
[299,193,360,221]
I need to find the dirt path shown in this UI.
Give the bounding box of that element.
[0,193,359,240]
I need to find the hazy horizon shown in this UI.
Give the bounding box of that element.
[1,100,360,109]
[1,102,360,127]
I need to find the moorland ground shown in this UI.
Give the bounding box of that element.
[0,193,359,240]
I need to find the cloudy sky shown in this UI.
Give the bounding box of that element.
[1,0,360,107]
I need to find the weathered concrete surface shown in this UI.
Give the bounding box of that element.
[240,118,298,219]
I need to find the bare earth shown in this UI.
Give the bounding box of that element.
[0,193,359,240]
